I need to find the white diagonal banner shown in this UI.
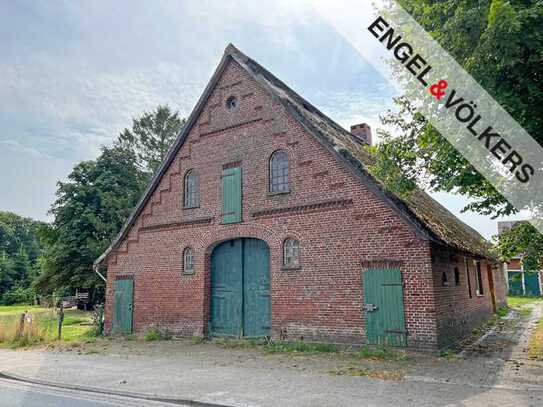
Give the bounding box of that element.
[314,0,543,234]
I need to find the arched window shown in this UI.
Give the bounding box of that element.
[183,247,194,274]
[269,150,289,193]
[283,238,300,268]
[184,170,199,208]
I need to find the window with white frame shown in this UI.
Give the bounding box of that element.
[283,238,300,268]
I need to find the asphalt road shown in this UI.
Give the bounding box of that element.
[0,378,186,407]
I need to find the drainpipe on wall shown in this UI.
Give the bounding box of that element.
[94,264,107,283]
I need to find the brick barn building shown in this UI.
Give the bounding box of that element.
[95,45,507,349]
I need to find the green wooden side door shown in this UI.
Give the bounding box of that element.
[363,268,407,347]
[113,278,133,334]
[210,238,270,337]
[222,167,242,224]
[243,238,271,337]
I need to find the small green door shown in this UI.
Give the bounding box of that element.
[210,238,270,337]
[113,278,133,334]
[363,268,407,347]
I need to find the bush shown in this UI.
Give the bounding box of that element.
[1,286,35,305]
[496,307,509,318]
[143,327,172,341]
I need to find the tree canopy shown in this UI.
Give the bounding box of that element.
[373,0,543,260]
[35,105,185,301]
[0,211,45,304]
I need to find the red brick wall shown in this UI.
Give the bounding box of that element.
[104,59,441,348]
[430,243,506,347]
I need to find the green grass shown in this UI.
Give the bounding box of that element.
[0,304,47,316]
[507,296,543,318]
[0,304,93,347]
[508,296,543,309]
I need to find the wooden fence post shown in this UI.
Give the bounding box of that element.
[16,312,26,340]
[57,301,64,340]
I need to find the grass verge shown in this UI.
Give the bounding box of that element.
[0,304,93,348]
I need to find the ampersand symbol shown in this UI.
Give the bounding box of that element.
[429,80,448,100]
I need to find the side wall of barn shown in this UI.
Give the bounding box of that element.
[431,243,507,348]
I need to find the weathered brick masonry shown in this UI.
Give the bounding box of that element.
[99,45,506,349]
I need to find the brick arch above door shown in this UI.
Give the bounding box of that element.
[198,223,282,255]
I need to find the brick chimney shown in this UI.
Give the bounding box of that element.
[351,123,372,146]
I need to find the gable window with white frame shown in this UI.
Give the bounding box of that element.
[183,247,194,274]
[283,238,300,269]
[475,261,484,296]
[269,150,289,193]
[184,169,199,208]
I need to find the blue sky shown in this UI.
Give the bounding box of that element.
[0,0,517,238]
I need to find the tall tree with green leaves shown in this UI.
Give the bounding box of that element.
[0,211,45,303]
[372,0,543,260]
[36,105,185,301]
[116,104,185,175]
[35,146,146,300]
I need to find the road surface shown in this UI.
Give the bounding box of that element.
[0,377,186,407]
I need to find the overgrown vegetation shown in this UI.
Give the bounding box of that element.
[0,304,93,348]
[143,327,172,341]
[212,338,407,361]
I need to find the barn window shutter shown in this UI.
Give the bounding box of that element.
[222,166,242,224]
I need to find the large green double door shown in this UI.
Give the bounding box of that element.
[210,238,271,337]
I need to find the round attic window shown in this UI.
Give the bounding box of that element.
[226,95,237,110]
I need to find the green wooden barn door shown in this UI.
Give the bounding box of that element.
[243,238,271,337]
[210,239,243,336]
[363,268,407,347]
[113,278,133,334]
[210,238,270,338]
